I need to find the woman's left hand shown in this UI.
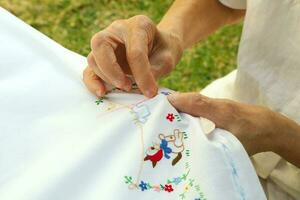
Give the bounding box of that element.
[167,92,300,162]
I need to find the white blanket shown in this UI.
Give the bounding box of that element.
[0,8,266,200]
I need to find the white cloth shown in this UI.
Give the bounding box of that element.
[0,8,266,200]
[205,0,300,199]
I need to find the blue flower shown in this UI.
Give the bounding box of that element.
[160,139,172,159]
[139,181,148,191]
[172,177,182,185]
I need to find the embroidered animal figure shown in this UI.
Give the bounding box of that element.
[159,129,185,166]
[144,144,163,168]
[144,129,185,167]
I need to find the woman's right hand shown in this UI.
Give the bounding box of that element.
[83,15,183,98]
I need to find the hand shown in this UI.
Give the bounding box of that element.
[167,92,283,156]
[83,15,183,98]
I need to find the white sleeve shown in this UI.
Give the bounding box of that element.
[219,0,247,9]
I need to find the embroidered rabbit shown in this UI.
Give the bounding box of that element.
[159,129,184,166]
[144,129,185,167]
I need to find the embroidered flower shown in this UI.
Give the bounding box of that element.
[164,184,174,192]
[153,185,161,192]
[172,177,182,185]
[184,184,189,192]
[166,113,175,122]
[139,181,148,191]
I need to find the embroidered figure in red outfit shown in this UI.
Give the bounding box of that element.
[144,144,164,168]
[144,129,185,167]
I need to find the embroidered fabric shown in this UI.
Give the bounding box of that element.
[0,8,266,200]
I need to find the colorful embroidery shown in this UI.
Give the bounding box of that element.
[94,94,207,199]
[95,97,106,105]
[166,113,175,122]
[166,113,182,122]
[164,184,174,192]
[144,129,185,167]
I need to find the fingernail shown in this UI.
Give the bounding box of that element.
[167,92,180,102]
[145,89,156,98]
[114,80,123,88]
[96,90,103,97]
[123,83,132,92]
[123,78,132,92]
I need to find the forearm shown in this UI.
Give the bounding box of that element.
[157,0,245,49]
[272,113,300,167]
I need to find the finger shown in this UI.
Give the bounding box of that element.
[126,25,157,97]
[83,66,106,97]
[87,52,112,85]
[167,92,218,121]
[91,31,132,91]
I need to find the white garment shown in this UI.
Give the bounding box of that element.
[204,0,300,199]
[0,8,265,200]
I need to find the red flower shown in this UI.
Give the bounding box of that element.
[164,184,174,192]
[166,113,175,122]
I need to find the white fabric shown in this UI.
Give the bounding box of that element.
[219,0,246,9]
[212,0,300,199]
[0,8,266,200]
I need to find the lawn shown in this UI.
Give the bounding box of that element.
[0,0,243,92]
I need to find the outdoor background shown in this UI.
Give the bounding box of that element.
[0,0,243,92]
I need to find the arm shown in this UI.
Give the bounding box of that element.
[83,0,245,98]
[168,92,300,167]
[273,113,300,166]
[158,0,245,49]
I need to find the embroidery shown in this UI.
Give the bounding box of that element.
[95,97,106,105]
[144,129,185,167]
[94,94,207,199]
[131,104,151,124]
[220,142,245,200]
[161,91,171,96]
[166,113,182,122]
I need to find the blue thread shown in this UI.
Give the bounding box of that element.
[160,139,172,159]
[139,181,148,191]
[221,143,246,200]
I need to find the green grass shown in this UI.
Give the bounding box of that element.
[0,0,242,92]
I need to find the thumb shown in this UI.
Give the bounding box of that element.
[167,92,219,121]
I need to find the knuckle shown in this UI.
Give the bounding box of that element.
[134,15,153,30]
[127,48,146,62]
[90,31,109,49]
[86,53,94,66]
[83,67,92,80]
[162,53,174,74]
[192,93,210,108]
[110,19,125,30]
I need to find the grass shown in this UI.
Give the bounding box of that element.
[0,0,243,92]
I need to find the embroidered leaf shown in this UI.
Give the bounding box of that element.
[95,97,107,105]
[146,183,152,189]
[183,132,188,139]
[185,149,191,157]
[188,178,195,187]
[179,193,186,199]
[160,184,165,190]
[124,176,133,184]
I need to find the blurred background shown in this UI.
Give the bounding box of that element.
[0,0,243,92]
